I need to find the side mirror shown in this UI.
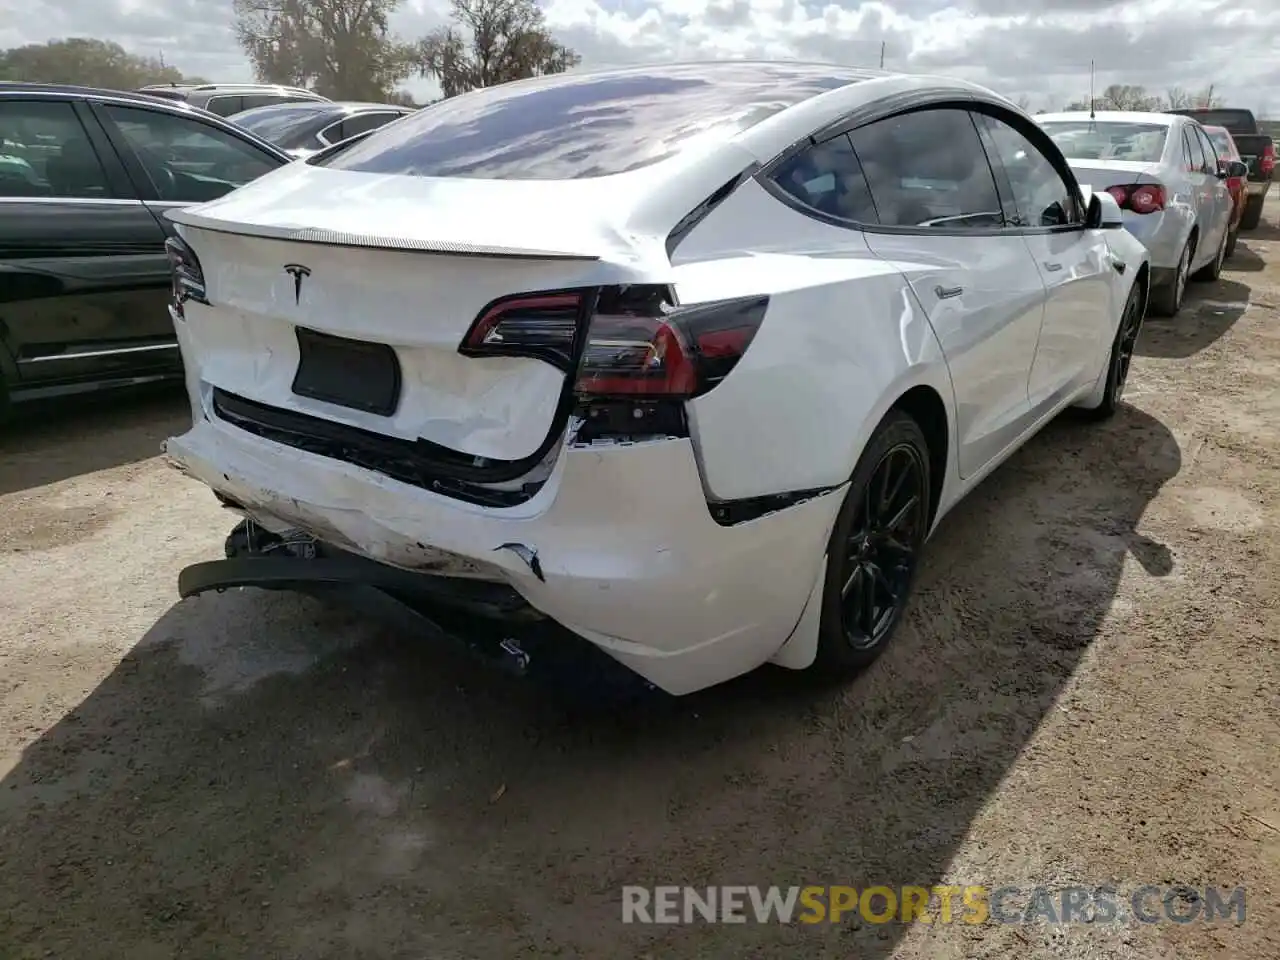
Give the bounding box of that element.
[1087,191,1124,230]
[1225,160,1249,179]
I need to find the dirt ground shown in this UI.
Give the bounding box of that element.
[2,205,1278,960]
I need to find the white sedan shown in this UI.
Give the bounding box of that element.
[162,61,1150,696]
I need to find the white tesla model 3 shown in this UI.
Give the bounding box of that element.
[162,61,1150,696]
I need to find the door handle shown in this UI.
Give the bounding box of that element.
[935,285,963,299]
[1043,261,1063,272]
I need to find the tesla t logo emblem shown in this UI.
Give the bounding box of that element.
[283,263,311,304]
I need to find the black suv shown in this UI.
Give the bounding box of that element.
[0,83,293,415]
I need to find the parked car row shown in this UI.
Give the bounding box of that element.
[0,83,294,411]
[1037,107,1266,317]
[0,82,417,414]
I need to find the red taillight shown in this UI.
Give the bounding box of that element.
[164,235,207,318]
[460,292,584,369]
[459,286,768,400]
[1261,143,1275,178]
[575,291,769,399]
[1106,183,1165,215]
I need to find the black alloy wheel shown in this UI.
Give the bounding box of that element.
[814,410,931,676]
[1083,279,1146,421]
[840,443,928,649]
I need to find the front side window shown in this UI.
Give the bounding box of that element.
[103,104,280,202]
[1040,121,1169,163]
[849,108,1003,229]
[0,100,115,200]
[769,133,878,224]
[317,62,870,180]
[1206,129,1235,160]
[975,113,1081,227]
[1180,129,1197,172]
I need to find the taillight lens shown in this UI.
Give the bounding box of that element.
[575,290,769,399]
[457,285,768,400]
[1261,144,1275,178]
[460,292,585,369]
[164,235,207,318]
[1106,183,1165,215]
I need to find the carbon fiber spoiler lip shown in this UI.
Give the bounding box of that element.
[164,207,604,261]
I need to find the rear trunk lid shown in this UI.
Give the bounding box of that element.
[1065,160,1164,192]
[166,154,746,478]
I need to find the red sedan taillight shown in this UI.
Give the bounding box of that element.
[1106,183,1166,215]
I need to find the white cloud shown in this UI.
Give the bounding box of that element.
[3,0,1278,114]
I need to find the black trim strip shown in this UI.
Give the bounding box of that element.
[212,389,545,502]
[707,485,838,526]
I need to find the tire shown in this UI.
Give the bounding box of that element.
[811,409,931,677]
[1081,280,1145,422]
[1239,194,1264,231]
[1192,224,1227,282]
[1225,226,1238,260]
[1150,236,1192,317]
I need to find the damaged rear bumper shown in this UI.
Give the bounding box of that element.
[165,417,844,695]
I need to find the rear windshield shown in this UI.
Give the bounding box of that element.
[1039,121,1169,162]
[231,103,334,148]
[314,62,869,180]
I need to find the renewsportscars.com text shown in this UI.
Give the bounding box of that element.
[621,885,1247,925]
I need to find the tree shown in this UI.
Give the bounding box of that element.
[1165,87,1191,109]
[233,0,418,100]
[1100,84,1161,111]
[1194,85,1219,109]
[0,38,206,88]
[416,0,580,99]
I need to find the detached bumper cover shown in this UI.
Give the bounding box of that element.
[165,417,844,694]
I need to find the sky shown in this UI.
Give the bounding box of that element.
[1,0,1278,115]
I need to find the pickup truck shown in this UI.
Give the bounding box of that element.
[1168,108,1275,230]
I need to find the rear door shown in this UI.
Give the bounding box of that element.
[850,107,1047,478]
[1182,123,1224,262]
[0,96,177,389]
[972,110,1112,409]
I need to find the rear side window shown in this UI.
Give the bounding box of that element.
[332,112,402,142]
[770,134,878,224]
[850,108,1003,229]
[316,63,868,180]
[0,100,116,200]
[204,96,245,116]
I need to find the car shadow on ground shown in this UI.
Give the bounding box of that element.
[1240,217,1280,242]
[0,387,189,497]
[1226,240,1267,273]
[0,406,1181,958]
[1138,277,1251,360]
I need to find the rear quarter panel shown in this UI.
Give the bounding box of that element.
[671,178,958,504]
